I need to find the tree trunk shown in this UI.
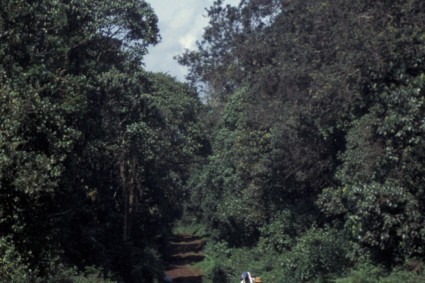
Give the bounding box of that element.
[120,154,129,243]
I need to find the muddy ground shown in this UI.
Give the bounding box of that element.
[164,234,204,283]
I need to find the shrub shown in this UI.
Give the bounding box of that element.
[335,261,425,283]
[258,210,303,253]
[0,237,117,283]
[283,227,350,282]
[0,237,33,283]
[334,262,384,283]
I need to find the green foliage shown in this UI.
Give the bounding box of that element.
[195,241,232,283]
[324,75,425,262]
[182,0,425,281]
[38,262,118,283]
[198,240,265,283]
[0,1,204,282]
[320,182,425,265]
[186,87,272,246]
[379,270,425,283]
[0,237,33,283]
[172,222,208,238]
[282,227,350,283]
[334,262,385,283]
[0,237,117,283]
[335,261,425,283]
[3,0,425,282]
[258,208,318,254]
[198,227,349,283]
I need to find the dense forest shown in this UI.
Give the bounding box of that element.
[0,0,205,281]
[1,0,425,282]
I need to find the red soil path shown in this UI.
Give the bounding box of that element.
[164,234,204,283]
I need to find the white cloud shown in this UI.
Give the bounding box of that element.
[144,0,240,81]
[179,34,197,50]
[169,7,196,30]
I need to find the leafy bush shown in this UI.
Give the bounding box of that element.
[198,240,233,282]
[40,264,117,283]
[379,269,425,283]
[320,182,425,265]
[334,262,384,283]
[198,240,266,283]
[172,222,208,238]
[258,209,315,253]
[198,227,352,283]
[335,261,425,283]
[0,237,117,283]
[282,227,350,283]
[0,237,33,283]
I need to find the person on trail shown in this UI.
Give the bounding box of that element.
[240,271,254,283]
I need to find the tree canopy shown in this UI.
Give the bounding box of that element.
[180,0,425,281]
[0,1,204,282]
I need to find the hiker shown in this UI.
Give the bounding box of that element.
[240,271,254,283]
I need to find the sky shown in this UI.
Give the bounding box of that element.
[144,0,240,82]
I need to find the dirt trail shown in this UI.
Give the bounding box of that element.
[164,234,204,283]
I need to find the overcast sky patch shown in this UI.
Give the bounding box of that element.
[144,0,240,81]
